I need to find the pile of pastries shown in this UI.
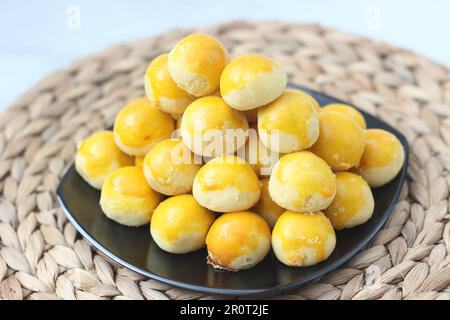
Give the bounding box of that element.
[75,34,405,271]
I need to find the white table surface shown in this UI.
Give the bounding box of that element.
[1,0,449,110]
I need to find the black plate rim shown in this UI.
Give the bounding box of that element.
[56,84,410,296]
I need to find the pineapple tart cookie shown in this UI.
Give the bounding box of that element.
[357,129,405,187]
[193,155,261,212]
[220,54,286,111]
[258,89,319,153]
[269,151,336,213]
[151,194,215,254]
[100,167,162,227]
[75,131,134,189]
[168,33,228,97]
[145,53,195,116]
[272,211,336,267]
[181,96,248,157]
[206,211,271,271]
[114,97,174,156]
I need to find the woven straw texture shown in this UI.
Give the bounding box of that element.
[1,21,450,300]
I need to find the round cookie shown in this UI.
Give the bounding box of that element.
[252,178,284,229]
[206,211,271,271]
[258,89,319,153]
[272,211,336,267]
[143,139,201,196]
[114,97,174,156]
[324,172,374,230]
[75,131,134,189]
[151,194,215,254]
[269,151,336,213]
[322,103,366,129]
[357,129,405,187]
[309,111,365,170]
[168,33,228,97]
[220,54,286,111]
[100,167,162,227]
[181,96,248,157]
[145,53,195,116]
[192,155,261,212]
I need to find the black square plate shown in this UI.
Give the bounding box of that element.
[57,84,409,296]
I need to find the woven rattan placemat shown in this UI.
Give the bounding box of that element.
[1,21,450,300]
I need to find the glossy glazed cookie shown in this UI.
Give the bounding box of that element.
[258,90,319,153]
[220,54,286,111]
[145,53,195,116]
[143,139,201,195]
[324,172,374,230]
[357,129,405,187]
[181,96,248,157]
[206,211,271,271]
[75,131,134,189]
[272,211,336,267]
[100,167,162,227]
[114,97,174,156]
[309,111,365,170]
[193,155,261,212]
[168,34,228,97]
[151,194,215,254]
[269,151,336,213]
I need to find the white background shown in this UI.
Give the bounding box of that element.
[1,0,449,110]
